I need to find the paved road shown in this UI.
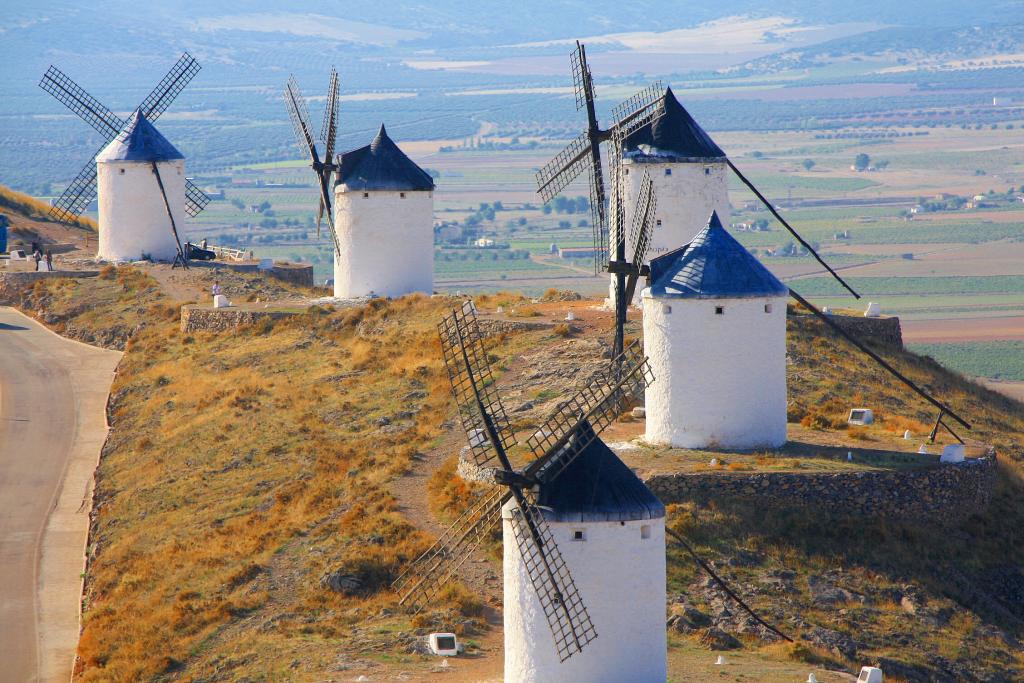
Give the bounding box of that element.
[0,307,120,683]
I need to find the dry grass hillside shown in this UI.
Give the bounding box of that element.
[8,272,1024,682]
[0,183,95,247]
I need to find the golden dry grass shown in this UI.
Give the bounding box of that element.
[12,271,1024,681]
[0,183,96,231]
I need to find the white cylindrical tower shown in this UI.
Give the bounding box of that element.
[643,211,788,450]
[95,109,185,262]
[333,124,435,299]
[503,424,666,683]
[613,87,730,305]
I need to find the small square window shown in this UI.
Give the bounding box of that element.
[656,219,662,226]
[400,192,406,198]
[363,192,370,198]
[572,529,586,542]
[764,303,773,313]
[624,168,629,175]
[662,304,672,314]
[704,167,712,176]
[664,168,672,176]
[641,525,651,540]
[119,168,125,175]
[715,306,725,315]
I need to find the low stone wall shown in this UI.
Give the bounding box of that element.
[209,261,314,288]
[646,453,997,520]
[0,270,99,304]
[180,305,301,333]
[821,314,904,348]
[476,318,554,336]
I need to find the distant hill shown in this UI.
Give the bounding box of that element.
[741,22,1024,73]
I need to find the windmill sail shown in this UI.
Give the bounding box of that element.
[39,53,208,224]
[438,301,517,468]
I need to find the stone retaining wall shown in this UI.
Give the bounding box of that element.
[646,453,997,520]
[818,314,904,348]
[180,305,301,333]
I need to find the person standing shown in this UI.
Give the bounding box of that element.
[32,247,42,271]
[44,250,53,272]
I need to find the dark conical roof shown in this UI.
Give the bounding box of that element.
[336,124,435,191]
[96,109,184,163]
[536,421,664,523]
[623,87,725,161]
[648,211,788,299]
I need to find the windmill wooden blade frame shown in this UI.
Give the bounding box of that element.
[284,77,319,164]
[525,340,652,476]
[138,53,201,122]
[184,180,210,217]
[39,66,125,139]
[629,170,656,264]
[438,301,517,468]
[587,156,609,273]
[48,147,104,224]
[608,82,664,136]
[569,41,593,112]
[393,485,508,612]
[624,171,657,301]
[536,131,593,203]
[509,500,598,661]
[320,68,340,162]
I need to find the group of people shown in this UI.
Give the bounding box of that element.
[30,243,54,272]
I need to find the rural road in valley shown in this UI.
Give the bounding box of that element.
[0,307,121,683]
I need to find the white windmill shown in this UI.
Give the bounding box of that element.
[284,72,435,299]
[39,54,209,264]
[394,301,665,683]
[619,87,731,275]
[642,211,789,450]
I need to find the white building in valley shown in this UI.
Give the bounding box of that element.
[333,124,435,298]
[642,212,788,450]
[95,109,186,262]
[616,87,731,303]
[503,422,666,683]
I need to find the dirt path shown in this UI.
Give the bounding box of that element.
[388,426,505,609]
[0,307,121,683]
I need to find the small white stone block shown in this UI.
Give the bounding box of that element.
[710,458,720,466]
[940,444,966,463]
[496,306,504,314]
[918,445,930,454]
[427,632,458,656]
[822,306,831,315]
[565,310,576,321]
[632,406,646,419]
[213,294,231,308]
[857,666,884,683]
[808,674,819,683]
[848,408,873,425]
[864,302,881,318]
[904,430,912,439]
[716,655,727,665]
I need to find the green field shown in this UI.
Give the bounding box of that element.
[908,341,1024,381]
[794,275,1024,297]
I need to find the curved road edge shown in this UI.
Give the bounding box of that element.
[0,307,122,683]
